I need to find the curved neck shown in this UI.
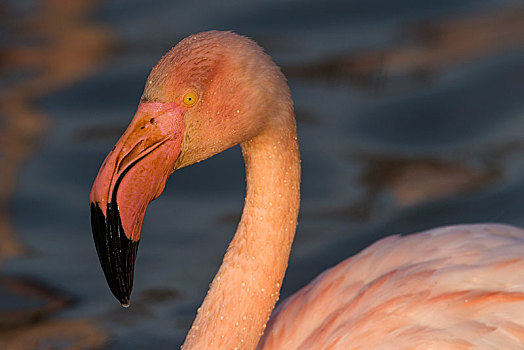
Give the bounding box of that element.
[182,111,300,349]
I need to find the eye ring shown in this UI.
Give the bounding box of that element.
[182,92,198,107]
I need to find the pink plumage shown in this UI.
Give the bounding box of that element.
[260,224,524,349]
[89,31,524,349]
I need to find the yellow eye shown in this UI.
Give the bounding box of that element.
[182,92,198,106]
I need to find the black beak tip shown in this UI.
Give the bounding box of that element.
[90,202,139,305]
[120,297,131,307]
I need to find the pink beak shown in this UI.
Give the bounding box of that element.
[90,102,185,305]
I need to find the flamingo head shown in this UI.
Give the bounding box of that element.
[89,31,290,305]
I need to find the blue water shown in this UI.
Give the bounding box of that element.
[3,0,524,348]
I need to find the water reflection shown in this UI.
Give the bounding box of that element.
[285,5,524,89]
[311,140,524,222]
[0,276,106,349]
[1,0,113,347]
[1,0,113,261]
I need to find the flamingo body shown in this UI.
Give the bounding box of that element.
[259,223,524,349]
[89,31,524,349]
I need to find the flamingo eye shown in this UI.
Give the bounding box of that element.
[182,92,198,107]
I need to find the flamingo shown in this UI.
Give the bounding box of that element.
[89,31,524,349]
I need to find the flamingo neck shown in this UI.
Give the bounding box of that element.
[182,110,300,349]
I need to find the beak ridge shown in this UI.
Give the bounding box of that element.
[89,102,184,305]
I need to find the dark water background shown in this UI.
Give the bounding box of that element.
[2,0,524,348]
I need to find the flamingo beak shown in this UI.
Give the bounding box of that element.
[89,102,185,306]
